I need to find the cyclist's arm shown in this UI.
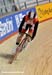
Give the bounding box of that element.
[19,16,25,32]
[32,21,39,40]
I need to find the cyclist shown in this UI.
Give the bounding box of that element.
[16,10,39,45]
[9,11,39,64]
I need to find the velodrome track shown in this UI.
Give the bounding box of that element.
[0,19,52,75]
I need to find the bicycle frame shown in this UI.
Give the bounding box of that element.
[9,33,31,64]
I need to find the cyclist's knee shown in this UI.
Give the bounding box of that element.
[31,32,36,41]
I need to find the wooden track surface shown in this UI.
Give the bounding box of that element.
[0,19,52,75]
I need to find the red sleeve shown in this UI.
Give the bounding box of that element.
[33,15,39,23]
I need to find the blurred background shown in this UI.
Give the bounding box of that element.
[0,0,52,17]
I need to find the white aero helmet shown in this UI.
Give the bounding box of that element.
[28,11,36,19]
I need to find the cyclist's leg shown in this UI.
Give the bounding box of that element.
[27,26,34,42]
[16,33,24,45]
[16,24,29,45]
[22,28,32,48]
[16,23,28,45]
[16,29,26,45]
